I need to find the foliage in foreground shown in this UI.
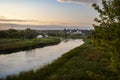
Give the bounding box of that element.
[1,39,120,80]
[92,0,120,72]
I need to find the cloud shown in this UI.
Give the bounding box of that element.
[0,18,37,22]
[57,0,100,6]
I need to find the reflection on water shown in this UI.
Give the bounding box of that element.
[0,39,84,78]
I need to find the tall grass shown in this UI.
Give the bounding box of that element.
[0,38,60,54]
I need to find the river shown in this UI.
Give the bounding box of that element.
[0,39,84,78]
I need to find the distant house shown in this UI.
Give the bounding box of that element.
[37,35,43,38]
[45,35,49,38]
[73,31,82,34]
[66,30,82,35]
[37,34,49,38]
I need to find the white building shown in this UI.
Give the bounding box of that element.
[73,31,82,34]
[45,35,49,38]
[37,35,43,38]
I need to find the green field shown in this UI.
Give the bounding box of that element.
[1,39,119,80]
[0,38,60,54]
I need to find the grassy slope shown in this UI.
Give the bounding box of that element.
[0,38,60,54]
[1,39,119,80]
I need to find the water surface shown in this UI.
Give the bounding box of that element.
[0,39,84,78]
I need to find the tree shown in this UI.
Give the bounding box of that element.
[24,28,38,39]
[92,0,120,73]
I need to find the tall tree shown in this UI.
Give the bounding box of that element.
[92,0,120,72]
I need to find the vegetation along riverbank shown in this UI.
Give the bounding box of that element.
[0,38,60,54]
[0,28,61,54]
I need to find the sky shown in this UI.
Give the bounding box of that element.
[0,0,100,29]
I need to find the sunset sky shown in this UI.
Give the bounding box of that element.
[0,0,100,29]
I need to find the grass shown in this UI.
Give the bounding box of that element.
[0,38,60,54]
[1,39,120,80]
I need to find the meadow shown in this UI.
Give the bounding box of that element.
[0,38,60,54]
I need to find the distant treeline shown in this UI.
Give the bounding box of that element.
[0,28,92,39]
[0,28,39,39]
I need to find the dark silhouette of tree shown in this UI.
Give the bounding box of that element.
[24,28,38,39]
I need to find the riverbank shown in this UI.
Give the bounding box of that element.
[1,39,119,80]
[0,38,60,54]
